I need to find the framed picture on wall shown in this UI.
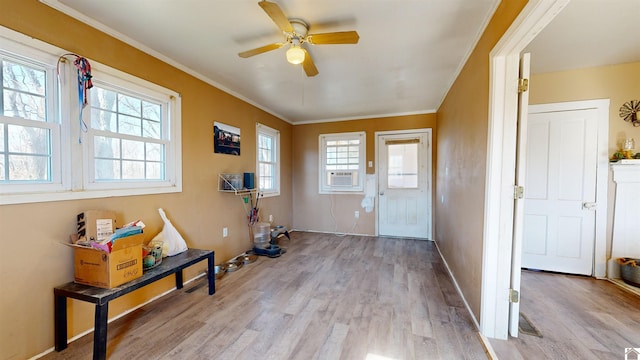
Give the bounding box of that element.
[213,122,241,156]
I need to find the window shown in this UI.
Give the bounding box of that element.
[0,37,63,196]
[85,73,174,188]
[256,123,279,196]
[0,28,182,205]
[319,132,365,193]
[387,140,419,188]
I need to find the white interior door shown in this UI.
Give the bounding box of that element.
[508,53,530,337]
[377,130,432,239]
[521,108,598,275]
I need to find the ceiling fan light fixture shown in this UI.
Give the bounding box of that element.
[286,45,305,64]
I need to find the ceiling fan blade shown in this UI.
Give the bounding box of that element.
[258,1,293,33]
[307,31,359,45]
[238,43,284,58]
[302,49,318,77]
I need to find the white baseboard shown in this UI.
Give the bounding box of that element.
[433,239,498,357]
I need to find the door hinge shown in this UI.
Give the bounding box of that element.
[518,78,529,93]
[514,185,524,200]
[509,289,520,303]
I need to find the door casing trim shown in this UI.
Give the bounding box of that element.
[481,0,570,340]
[374,128,433,239]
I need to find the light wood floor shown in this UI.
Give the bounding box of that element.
[43,232,489,360]
[490,270,640,359]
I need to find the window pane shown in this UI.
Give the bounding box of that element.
[387,143,418,188]
[95,159,120,180]
[122,160,144,179]
[142,119,161,139]
[146,162,163,180]
[119,114,142,136]
[9,154,49,180]
[91,108,117,132]
[118,94,141,117]
[0,123,4,151]
[259,162,273,190]
[122,139,144,160]
[142,101,161,121]
[259,135,272,149]
[2,60,46,95]
[146,143,162,161]
[94,136,120,158]
[91,87,117,111]
[3,90,46,121]
[0,156,4,181]
[8,124,49,154]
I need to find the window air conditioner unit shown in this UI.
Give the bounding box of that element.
[327,171,357,187]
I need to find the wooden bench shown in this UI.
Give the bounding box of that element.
[54,248,214,360]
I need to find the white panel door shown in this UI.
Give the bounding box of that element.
[522,108,598,275]
[377,131,432,239]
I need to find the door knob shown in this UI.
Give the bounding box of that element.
[582,202,597,210]
[379,191,384,196]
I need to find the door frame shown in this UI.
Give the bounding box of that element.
[374,128,433,239]
[482,0,612,340]
[480,0,570,340]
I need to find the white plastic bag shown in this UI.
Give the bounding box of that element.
[152,208,188,257]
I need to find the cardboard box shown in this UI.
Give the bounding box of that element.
[73,233,145,288]
[77,210,117,243]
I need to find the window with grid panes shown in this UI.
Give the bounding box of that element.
[256,123,279,196]
[319,132,365,193]
[0,27,182,205]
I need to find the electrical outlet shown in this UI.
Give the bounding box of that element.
[222,227,228,237]
[269,214,274,223]
[354,210,359,219]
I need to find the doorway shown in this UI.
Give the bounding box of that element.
[376,129,432,239]
[482,0,611,340]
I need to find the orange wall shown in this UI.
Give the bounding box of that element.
[435,0,528,320]
[0,1,292,359]
[292,114,436,235]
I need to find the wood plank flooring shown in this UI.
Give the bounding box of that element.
[42,232,488,360]
[490,270,640,359]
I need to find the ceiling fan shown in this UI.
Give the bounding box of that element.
[238,0,360,77]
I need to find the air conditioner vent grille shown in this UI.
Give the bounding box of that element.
[328,171,356,186]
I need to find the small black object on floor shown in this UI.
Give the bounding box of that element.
[252,225,290,258]
[252,245,286,258]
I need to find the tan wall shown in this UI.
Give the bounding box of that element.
[529,61,640,261]
[0,2,292,359]
[292,114,436,235]
[529,62,640,157]
[435,0,528,321]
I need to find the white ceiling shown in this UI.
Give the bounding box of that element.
[42,0,639,124]
[525,0,640,74]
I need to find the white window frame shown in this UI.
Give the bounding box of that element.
[0,27,182,205]
[82,67,178,192]
[256,123,280,197]
[319,131,366,194]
